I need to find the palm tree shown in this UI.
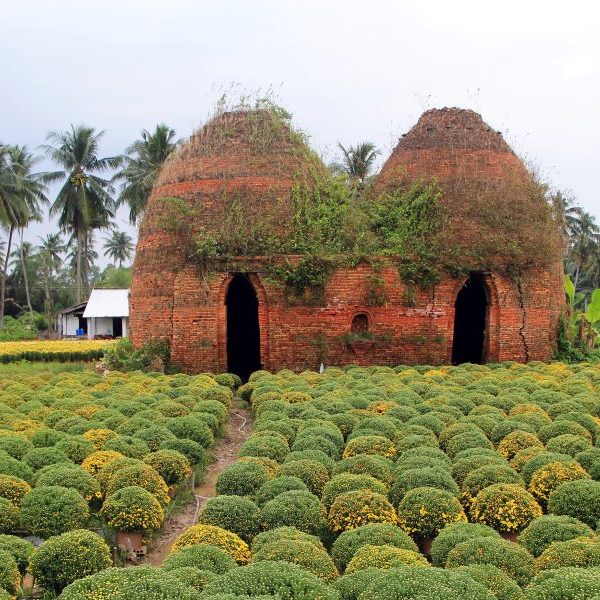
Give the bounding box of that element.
[0,145,49,327]
[567,209,600,293]
[115,124,178,224]
[43,125,122,303]
[37,233,66,323]
[103,230,134,267]
[335,142,380,183]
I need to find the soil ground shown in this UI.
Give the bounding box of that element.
[144,402,253,566]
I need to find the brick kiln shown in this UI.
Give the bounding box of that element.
[130,107,564,377]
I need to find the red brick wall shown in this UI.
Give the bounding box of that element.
[144,261,561,374]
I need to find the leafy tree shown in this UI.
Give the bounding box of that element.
[0,145,49,326]
[97,265,131,289]
[115,124,179,224]
[333,142,379,183]
[103,230,134,267]
[43,125,122,303]
[37,233,66,323]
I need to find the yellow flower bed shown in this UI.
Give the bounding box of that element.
[0,339,114,362]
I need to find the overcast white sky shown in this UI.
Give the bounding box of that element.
[1,0,599,266]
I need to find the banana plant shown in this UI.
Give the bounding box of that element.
[577,288,600,348]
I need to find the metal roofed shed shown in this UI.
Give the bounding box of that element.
[81,289,130,339]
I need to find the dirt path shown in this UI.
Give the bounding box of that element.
[144,405,253,566]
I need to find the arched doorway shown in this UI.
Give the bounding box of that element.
[226,274,261,380]
[452,273,488,364]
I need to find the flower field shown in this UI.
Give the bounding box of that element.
[0,340,115,363]
[2,361,600,599]
[0,366,236,597]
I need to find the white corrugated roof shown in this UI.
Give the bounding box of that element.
[83,289,130,318]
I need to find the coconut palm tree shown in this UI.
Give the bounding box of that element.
[334,142,380,183]
[43,125,122,303]
[115,124,179,225]
[103,230,134,268]
[0,145,49,327]
[37,233,66,323]
[567,209,600,293]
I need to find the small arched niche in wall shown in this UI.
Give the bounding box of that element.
[348,313,372,355]
[351,313,369,334]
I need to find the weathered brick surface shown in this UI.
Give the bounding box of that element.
[131,108,565,373]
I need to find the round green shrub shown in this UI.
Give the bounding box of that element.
[132,426,177,451]
[322,474,387,510]
[0,435,33,459]
[0,454,34,482]
[216,462,269,497]
[259,490,327,539]
[333,568,386,600]
[35,463,101,502]
[100,486,164,531]
[430,522,500,567]
[357,565,495,600]
[345,544,428,573]
[239,435,289,462]
[546,433,592,456]
[518,514,595,557]
[330,521,418,571]
[199,496,260,542]
[547,479,600,527]
[55,436,95,463]
[0,549,20,596]
[521,452,572,485]
[20,485,89,538]
[451,564,524,600]
[167,416,214,448]
[278,459,330,496]
[470,483,542,533]
[329,489,397,533]
[198,560,339,599]
[343,435,397,460]
[536,536,600,570]
[251,526,325,554]
[460,465,523,507]
[105,463,169,505]
[160,438,206,465]
[390,467,458,507]
[523,566,600,600]
[445,432,494,459]
[254,476,309,506]
[252,539,339,581]
[333,454,395,485]
[23,446,71,471]
[29,529,112,593]
[58,565,200,599]
[163,544,237,573]
[397,487,467,538]
[446,536,535,587]
[166,566,216,591]
[144,450,191,486]
[0,534,34,574]
[284,449,335,473]
[0,497,19,532]
[396,434,439,453]
[539,420,592,443]
[452,455,508,486]
[104,435,151,459]
[291,435,340,459]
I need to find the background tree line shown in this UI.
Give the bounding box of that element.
[1,120,596,339]
[0,124,179,333]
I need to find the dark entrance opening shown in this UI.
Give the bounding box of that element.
[226,275,261,381]
[77,315,87,335]
[112,318,123,338]
[452,274,488,365]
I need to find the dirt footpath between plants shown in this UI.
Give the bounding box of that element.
[144,404,253,566]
